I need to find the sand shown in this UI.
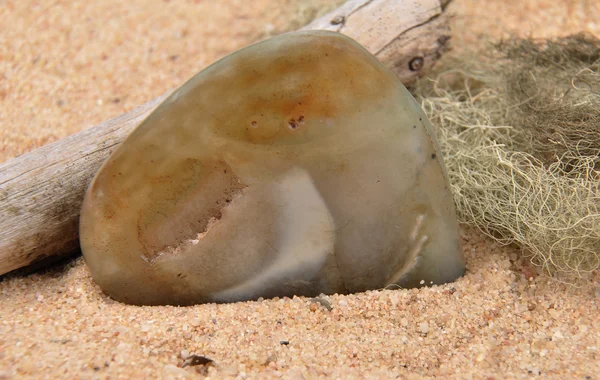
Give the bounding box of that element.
[1,0,599,378]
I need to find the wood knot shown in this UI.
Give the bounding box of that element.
[409,57,425,72]
[330,15,345,25]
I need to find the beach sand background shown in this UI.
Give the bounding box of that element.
[1,0,599,378]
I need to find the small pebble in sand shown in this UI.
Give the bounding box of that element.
[310,297,333,311]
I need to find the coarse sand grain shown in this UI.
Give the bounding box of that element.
[1,0,599,378]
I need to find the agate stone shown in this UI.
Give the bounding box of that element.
[79,31,464,306]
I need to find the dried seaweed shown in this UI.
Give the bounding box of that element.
[414,33,600,279]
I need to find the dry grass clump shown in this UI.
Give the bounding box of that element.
[414,34,600,279]
[500,34,600,165]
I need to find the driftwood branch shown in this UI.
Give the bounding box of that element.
[0,0,453,275]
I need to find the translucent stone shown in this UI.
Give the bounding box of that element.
[79,31,464,305]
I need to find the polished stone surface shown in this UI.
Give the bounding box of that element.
[79,31,464,305]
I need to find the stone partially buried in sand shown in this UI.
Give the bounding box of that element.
[79,30,465,306]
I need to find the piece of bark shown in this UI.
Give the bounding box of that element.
[0,0,453,276]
